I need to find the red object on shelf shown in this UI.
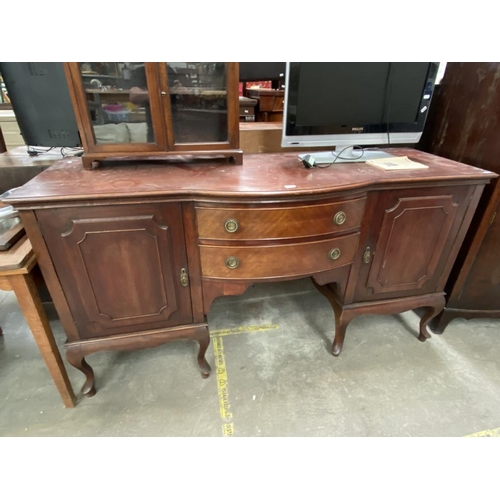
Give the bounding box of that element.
[239,81,272,96]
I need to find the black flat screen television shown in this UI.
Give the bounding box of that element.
[0,62,81,148]
[282,62,439,163]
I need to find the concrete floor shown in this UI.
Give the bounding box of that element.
[1,278,499,437]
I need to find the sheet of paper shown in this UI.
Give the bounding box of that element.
[365,156,429,170]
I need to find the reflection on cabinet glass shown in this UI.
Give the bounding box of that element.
[80,62,154,144]
[64,62,242,169]
[167,62,228,144]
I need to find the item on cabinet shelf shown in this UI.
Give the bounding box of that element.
[419,62,500,332]
[64,62,242,169]
[5,148,495,399]
[365,156,429,170]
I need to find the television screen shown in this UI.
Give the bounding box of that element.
[0,62,81,148]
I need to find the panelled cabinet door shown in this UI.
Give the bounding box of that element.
[37,203,193,339]
[355,187,472,301]
[65,62,166,153]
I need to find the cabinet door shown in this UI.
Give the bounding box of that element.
[159,62,239,150]
[65,62,166,153]
[354,187,472,301]
[37,203,193,339]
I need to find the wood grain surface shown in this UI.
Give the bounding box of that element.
[5,148,495,206]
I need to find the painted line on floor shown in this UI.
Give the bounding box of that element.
[464,427,500,437]
[211,323,280,436]
[213,336,233,437]
[210,324,280,337]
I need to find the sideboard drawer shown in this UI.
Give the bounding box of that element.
[196,197,366,241]
[200,232,360,280]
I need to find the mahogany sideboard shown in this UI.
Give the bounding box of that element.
[5,148,496,398]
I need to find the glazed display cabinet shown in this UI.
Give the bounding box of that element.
[64,62,242,169]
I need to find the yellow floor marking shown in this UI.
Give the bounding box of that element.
[464,427,500,437]
[211,324,280,436]
[213,336,233,437]
[211,324,280,337]
[212,322,497,438]
[222,423,234,437]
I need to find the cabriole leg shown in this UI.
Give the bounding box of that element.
[66,345,96,397]
[194,326,211,378]
[418,296,446,342]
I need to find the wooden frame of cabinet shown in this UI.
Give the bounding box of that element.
[64,62,242,170]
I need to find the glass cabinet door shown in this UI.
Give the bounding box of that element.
[76,62,163,148]
[164,62,231,145]
[66,62,238,158]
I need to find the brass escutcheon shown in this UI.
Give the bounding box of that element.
[180,268,189,286]
[363,246,371,264]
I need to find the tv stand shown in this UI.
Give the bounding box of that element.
[6,148,495,399]
[299,146,395,165]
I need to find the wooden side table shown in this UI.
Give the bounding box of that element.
[0,233,76,408]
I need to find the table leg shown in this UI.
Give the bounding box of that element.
[9,273,76,408]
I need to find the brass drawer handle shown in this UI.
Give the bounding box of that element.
[334,211,346,225]
[328,248,341,260]
[225,256,240,269]
[224,219,239,233]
